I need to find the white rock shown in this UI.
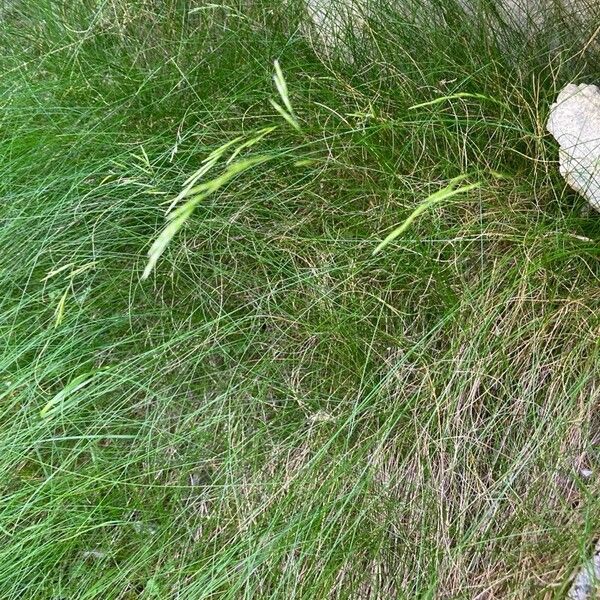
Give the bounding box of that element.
[304,0,364,59]
[568,540,600,600]
[547,84,600,211]
[303,0,596,51]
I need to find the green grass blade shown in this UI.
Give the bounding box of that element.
[408,93,509,110]
[40,372,96,419]
[373,178,481,255]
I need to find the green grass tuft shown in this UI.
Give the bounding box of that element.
[1,0,599,598]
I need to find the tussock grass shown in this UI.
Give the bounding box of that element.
[0,0,599,597]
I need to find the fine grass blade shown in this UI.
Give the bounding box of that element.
[40,372,96,419]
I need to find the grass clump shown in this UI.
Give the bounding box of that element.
[0,0,599,598]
